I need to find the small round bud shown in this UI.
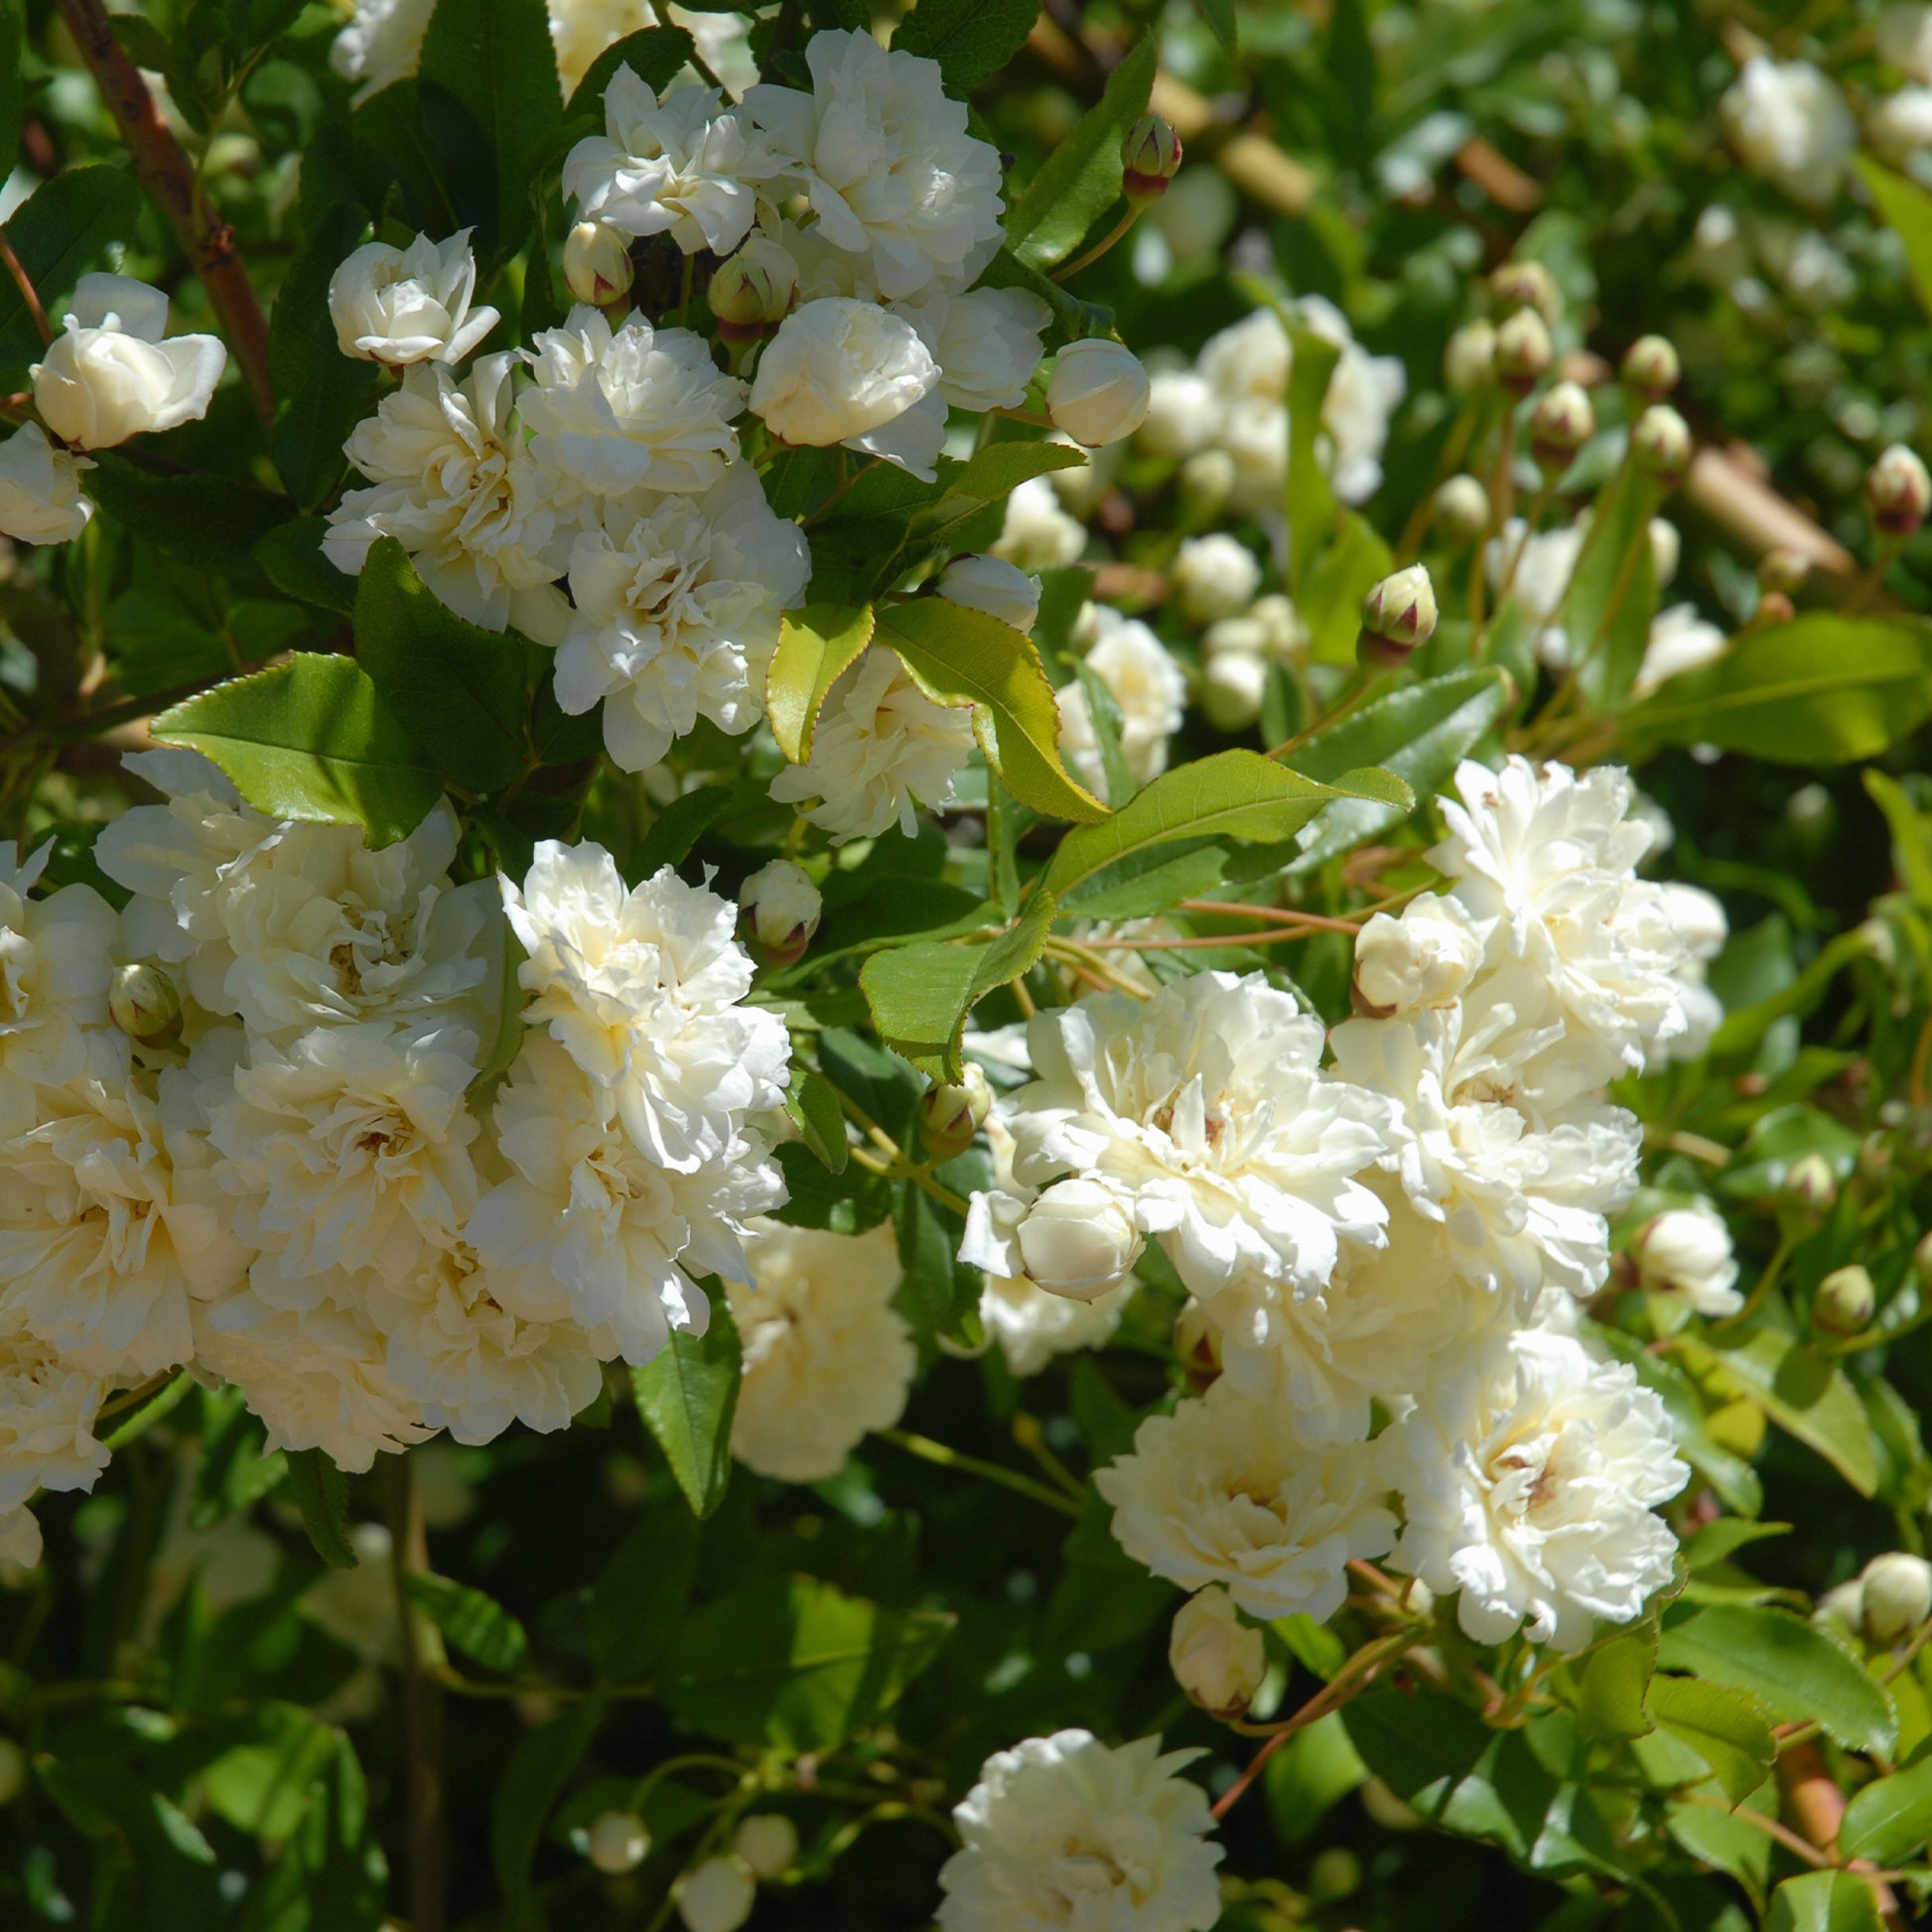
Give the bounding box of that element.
[1782,1151,1839,1219]
[1309,1848,1362,1903]
[709,255,783,343]
[1433,473,1490,546]
[587,1811,650,1875]
[1358,564,1438,668]
[732,1814,798,1880]
[0,1737,22,1807]
[1047,340,1152,448]
[1620,335,1681,402]
[1866,444,1932,537]
[738,860,821,965]
[1443,319,1496,396]
[677,1856,755,1932]
[1757,590,1796,625]
[1492,307,1554,396]
[1817,1578,1864,1631]
[1178,448,1236,514]
[1530,379,1595,472]
[1631,405,1693,488]
[1121,114,1182,201]
[918,1067,991,1162]
[1169,1587,1265,1719]
[564,222,633,308]
[1398,1576,1436,1618]
[1814,1263,1875,1338]
[1758,546,1811,596]
[109,961,182,1048]
[1200,648,1267,733]
[1861,1552,1932,1644]
[1489,258,1561,324]
[1016,1176,1143,1302]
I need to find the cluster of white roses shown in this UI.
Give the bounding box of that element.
[965,756,1725,1663]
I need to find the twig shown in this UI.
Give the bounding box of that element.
[386,1453,448,1932]
[1052,205,1141,282]
[878,1428,1083,1518]
[50,0,274,427]
[1682,1792,1829,1869]
[0,230,52,344]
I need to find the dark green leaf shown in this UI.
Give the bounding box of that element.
[493,1698,606,1930]
[1301,509,1393,663]
[1859,156,1932,327]
[286,1449,357,1570]
[84,454,292,582]
[0,5,22,177]
[404,1574,529,1675]
[0,165,144,381]
[1286,324,1340,586]
[589,1502,700,1685]
[633,784,733,876]
[1562,462,1664,711]
[632,1299,742,1517]
[895,0,1040,94]
[254,516,359,616]
[1838,1747,1932,1865]
[270,203,378,508]
[1572,1630,1655,1742]
[564,25,695,116]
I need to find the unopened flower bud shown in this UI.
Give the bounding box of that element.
[1489,258,1562,323]
[1861,1552,1932,1643]
[1866,443,1932,537]
[109,961,182,1048]
[1169,1587,1265,1719]
[738,860,821,965]
[1915,1227,1932,1291]
[709,254,783,343]
[1782,1151,1838,1219]
[732,1814,798,1880]
[678,1856,755,1932]
[1200,648,1267,732]
[1178,447,1236,513]
[1122,114,1182,201]
[1817,1578,1864,1631]
[564,222,633,308]
[1530,379,1595,472]
[1443,319,1496,396]
[1310,1848,1362,1902]
[1492,307,1554,396]
[1758,546,1811,595]
[587,1811,650,1875]
[1631,405,1693,488]
[1358,564,1438,668]
[1814,1263,1874,1337]
[0,1737,21,1807]
[919,1068,991,1162]
[1016,1177,1143,1301]
[1398,1576,1435,1618]
[1621,335,1681,401]
[1047,340,1152,448]
[1434,473,1490,545]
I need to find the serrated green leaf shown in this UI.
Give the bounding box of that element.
[1573,1630,1656,1742]
[154,653,443,849]
[404,1573,529,1675]
[877,600,1106,823]
[0,165,144,383]
[785,1067,850,1173]
[632,1298,741,1517]
[286,1449,357,1570]
[1645,1674,1777,1804]
[894,0,1038,92]
[1765,1870,1887,1932]
[83,453,292,582]
[270,202,379,508]
[1839,1746,1932,1865]
[352,537,528,793]
[766,603,874,762]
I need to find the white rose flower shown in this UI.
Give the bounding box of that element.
[744,29,1004,300]
[1881,4,1932,83]
[1658,880,1726,1063]
[979,1269,1131,1377]
[500,842,789,1172]
[1389,1326,1688,1651]
[1138,368,1216,459]
[467,1035,779,1368]
[963,972,1396,1308]
[1222,400,1289,515]
[767,647,976,843]
[1198,308,1289,405]
[32,274,226,451]
[563,69,783,256]
[557,464,810,772]
[897,285,1049,412]
[0,424,94,545]
[0,1327,109,1516]
[727,1220,914,1482]
[1046,340,1152,448]
[520,305,747,501]
[546,0,652,93]
[1720,58,1856,206]
[749,297,939,459]
[329,228,500,367]
[1013,1174,1145,1301]
[938,1729,1223,1932]
[1056,607,1186,791]
[1297,294,1407,505]
[1868,86,1932,164]
[1351,895,1484,1016]
[1200,647,1265,732]
[1096,1379,1397,1620]
[330,0,434,102]
[1632,603,1727,697]
[326,353,568,632]
[1171,533,1262,626]
[1170,1586,1266,1717]
[1483,517,1586,672]
[992,474,1086,571]
[1630,1203,1740,1317]
[937,554,1041,634]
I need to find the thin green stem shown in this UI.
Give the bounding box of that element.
[1051,205,1142,282]
[879,1428,1083,1518]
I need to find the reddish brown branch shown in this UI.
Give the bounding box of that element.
[0,231,52,344]
[51,0,274,427]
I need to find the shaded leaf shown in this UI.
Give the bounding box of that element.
[404,1574,529,1676]
[493,1698,606,1930]
[565,25,695,116]
[894,0,1039,93]
[1645,1674,1777,1805]
[0,165,144,382]
[270,202,378,508]
[287,1449,357,1570]
[632,1299,741,1518]
[1839,1746,1932,1865]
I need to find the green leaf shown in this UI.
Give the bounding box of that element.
[154,654,443,849]
[860,891,1057,1081]
[0,6,23,186]
[1286,325,1341,586]
[243,1734,387,1928]
[286,1449,357,1570]
[785,1068,850,1173]
[632,783,733,876]
[1655,1605,1896,1754]
[1765,1871,1887,1932]
[1301,510,1394,664]
[1007,34,1158,269]
[1839,1747,1932,1865]
[493,1697,606,1930]
[1664,1798,1772,1912]
[1859,156,1932,327]
[254,517,357,616]
[1561,462,1664,711]
[631,1299,742,1518]
[564,25,695,116]
[894,0,1038,93]
[419,0,563,256]
[658,1575,952,1752]
[766,603,874,762]
[1041,748,1382,909]
[1285,667,1512,872]
[1644,1674,1777,1804]
[403,1574,529,1676]
[877,599,1107,823]
[1196,0,1239,55]
[0,165,144,382]
[1621,615,1932,765]
[271,203,379,507]
[895,1168,980,1339]
[1572,1630,1656,1742]
[352,537,528,793]
[1265,1712,1366,1845]
[200,1704,339,1845]
[83,454,292,582]
[589,1502,700,1686]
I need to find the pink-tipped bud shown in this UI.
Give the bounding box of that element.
[1358,565,1438,668]
[1867,443,1932,538]
[1121,114,1182,202]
